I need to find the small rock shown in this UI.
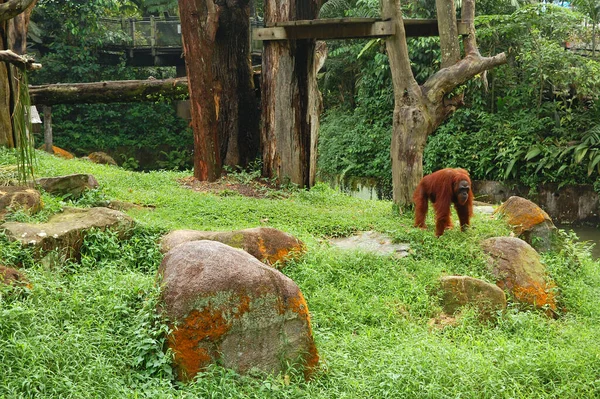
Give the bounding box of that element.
[474,205,495,215]
[439,275,506,320]
[88,152,117,166]
[36,174,99,199]
[0,186,42,219]
[329,231,410,258]
[495,196,557,252]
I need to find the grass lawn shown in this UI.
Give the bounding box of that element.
[1,150,599,398]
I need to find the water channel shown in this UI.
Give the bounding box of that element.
[557,225,600,259]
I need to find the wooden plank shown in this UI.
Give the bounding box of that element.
[254,21,394,41]
[253,18,469,41]
[270,17,380,27]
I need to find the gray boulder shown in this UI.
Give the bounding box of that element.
[1,207,135,260]
[482,237,557,315]
[36,174,99,198]
[494,196,557,252]
[159,240,319,381]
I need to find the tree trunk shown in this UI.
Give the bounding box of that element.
[179,0,259,182]
[308,41,327,187]
[261,0,322,187]
[29,78,189,105]
[0,0,36,148]
[383,0,506,206]
[214,0,260,168]
[178,0,221,181]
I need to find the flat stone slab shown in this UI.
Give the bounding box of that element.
[36,174,99,198]
[329,231,410,257]
[474,205,495,215]
[1,207,135,259]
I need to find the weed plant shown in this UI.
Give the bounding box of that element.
[0,150,599,398]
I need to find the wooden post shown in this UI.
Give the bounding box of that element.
[43,105,53,154]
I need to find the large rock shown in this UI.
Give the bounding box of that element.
[495,196,557,252]
[1,207,135,260]
[159,240,319,381]
[439,275,506,320]
[160,227,306,267]
[0,186,42,219]
[88,151,117,166]
[36,174,99,199]
[0,265,30,288]
[481,237,557,314]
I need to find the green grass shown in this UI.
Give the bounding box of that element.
[1,149,600,398]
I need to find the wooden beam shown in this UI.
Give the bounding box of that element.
[254,20,394,41]
[253,18,469,41]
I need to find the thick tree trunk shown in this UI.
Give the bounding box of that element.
[214,1,260,168]
[179,0,259,181]
[261,0,322,187]
[383,0,506,206]
[178,0,221,181]
[0,0,36,148]
[29,78,189,105]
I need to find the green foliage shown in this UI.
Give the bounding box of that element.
[1,153,600,397]
[29,1,192,171]
[424,4,600,188]
[560,123,600,176]
[13,71,36,183]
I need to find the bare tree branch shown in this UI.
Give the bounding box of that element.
[421,0,506,104]
[0,0,36,21]
[422,52,506,104]
[0,49,41,70]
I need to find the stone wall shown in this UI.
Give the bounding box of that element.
[473,181,599,225]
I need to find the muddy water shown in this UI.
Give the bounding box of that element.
[557,225,600,259]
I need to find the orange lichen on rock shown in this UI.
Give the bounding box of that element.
[495,196,552,235]
[39,145,74,159]
[278,291,320,378]
[168,308,232,380]
[510,281,557,311]
[257,237,305,265]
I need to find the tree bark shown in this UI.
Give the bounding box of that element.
[383,0,507,206]
[0,0,36,148]
[214,0,260,168]
[179,0,259,182]
[178,0,221,181]
[261,0,322,187]
[43,105,52,153]
[308,41,327,187]
[29,78,189,105]
[0,0,36,21]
